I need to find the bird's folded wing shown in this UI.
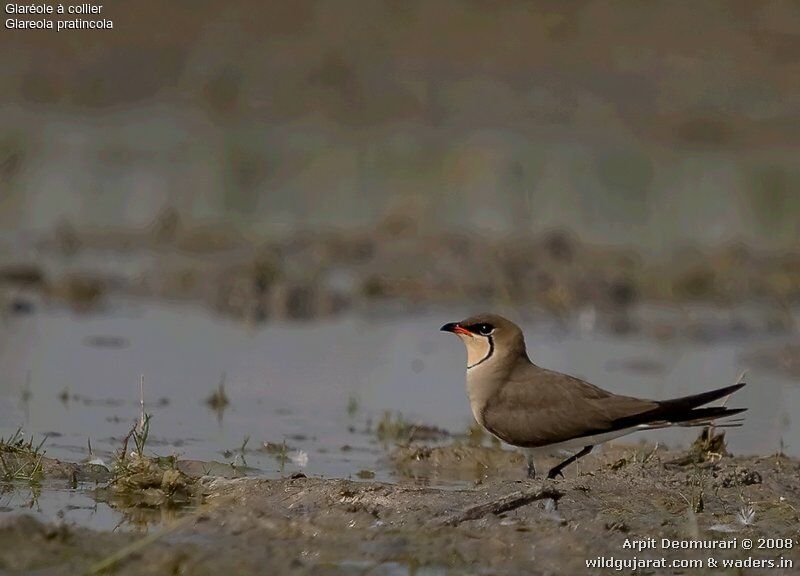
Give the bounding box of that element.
[481,366,658,447]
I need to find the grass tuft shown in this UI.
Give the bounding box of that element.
[103,379,201,512]
[205,373,230,422]
[105,414,199,511]
[375,411,450,444]
[346,393,360,418]
[0,428,47,483]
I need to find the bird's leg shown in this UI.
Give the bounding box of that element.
[547,445,593,480]
[526,452,536,479]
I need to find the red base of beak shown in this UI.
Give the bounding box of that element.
[441,322,473,336]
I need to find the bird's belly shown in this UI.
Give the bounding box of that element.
[525,427,639,454]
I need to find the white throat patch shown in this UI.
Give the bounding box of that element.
[458,334,495,369]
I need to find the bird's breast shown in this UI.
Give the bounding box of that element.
[465,367,500,427]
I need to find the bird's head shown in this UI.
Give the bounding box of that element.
[440,313,526,369]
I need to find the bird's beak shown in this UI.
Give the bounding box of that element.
[440,322,473,336]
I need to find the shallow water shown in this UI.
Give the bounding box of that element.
[0,483,157,532]
[1,298,797,529]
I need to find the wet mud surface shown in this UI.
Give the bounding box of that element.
[2,227,800,573]
[1,440,798,575]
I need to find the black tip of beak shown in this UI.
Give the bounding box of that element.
[440,322,458,333]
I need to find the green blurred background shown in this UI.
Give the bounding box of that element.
[2,0,800,249]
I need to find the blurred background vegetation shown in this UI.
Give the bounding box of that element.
[1,0,799,250]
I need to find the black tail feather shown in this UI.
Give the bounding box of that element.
[659,382,746,411]
[615,382,747,429]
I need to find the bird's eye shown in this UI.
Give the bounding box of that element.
[475,323,494,336]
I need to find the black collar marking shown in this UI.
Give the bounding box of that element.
[467,335,494,369]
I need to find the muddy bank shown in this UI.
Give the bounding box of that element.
[1,441,798,575]
[3,222,800,333]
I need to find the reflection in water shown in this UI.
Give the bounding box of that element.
[204,374,230,424]
[93,489,196,533]
[0,298,798,529]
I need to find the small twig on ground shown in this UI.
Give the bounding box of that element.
[432,484,563,527]
[641,442,660,465]
[118,423,137,462]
